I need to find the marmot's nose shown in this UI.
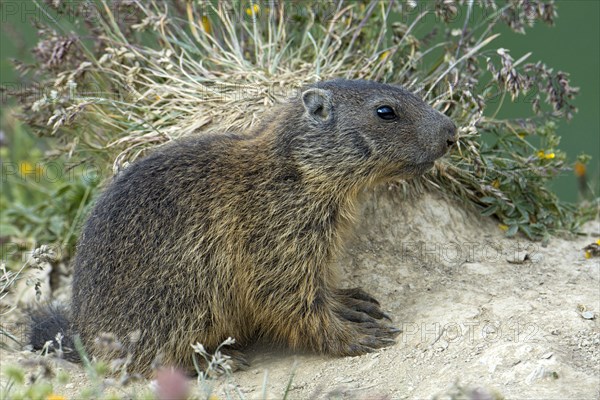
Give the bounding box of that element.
[444,123,457,148]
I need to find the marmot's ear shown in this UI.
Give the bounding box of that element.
[302,88,333,122]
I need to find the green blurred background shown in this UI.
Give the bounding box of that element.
[1,0,598,202]
[491,0,599,202]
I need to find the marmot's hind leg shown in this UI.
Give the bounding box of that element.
[188,346,250,377]
[222,348,250,371]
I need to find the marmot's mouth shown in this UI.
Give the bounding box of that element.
[396,161,434,179]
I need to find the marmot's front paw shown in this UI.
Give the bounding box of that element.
[333,287,401,355]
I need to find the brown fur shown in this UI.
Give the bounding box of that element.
[32,79,456,375]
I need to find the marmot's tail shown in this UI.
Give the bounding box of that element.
[29,304,80,362]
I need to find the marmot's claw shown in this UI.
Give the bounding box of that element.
[336,287,393,322]
[338,308,378,324]
[388,327,402,335]
[336,287,381,306]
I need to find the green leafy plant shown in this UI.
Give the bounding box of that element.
[0,110,100,269]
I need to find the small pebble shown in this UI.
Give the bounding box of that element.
[582,311,595,320]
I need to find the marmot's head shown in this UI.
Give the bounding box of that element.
[286,79,456,184]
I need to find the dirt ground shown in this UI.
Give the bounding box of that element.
[2,189,599,399]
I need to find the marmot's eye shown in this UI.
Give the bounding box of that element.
[376,105,396,120]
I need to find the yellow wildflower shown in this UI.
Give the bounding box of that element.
[492,179,500,188]
[19,161,33,176]
[19,162,42,179]
[537,151,555,160]
[246,4,260,17]
[583,240,600,259]
[379,51,390,61]
[201,16,211,34]
[499,224,509,231]
[47,394,67,400]
[574,161,586,177]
